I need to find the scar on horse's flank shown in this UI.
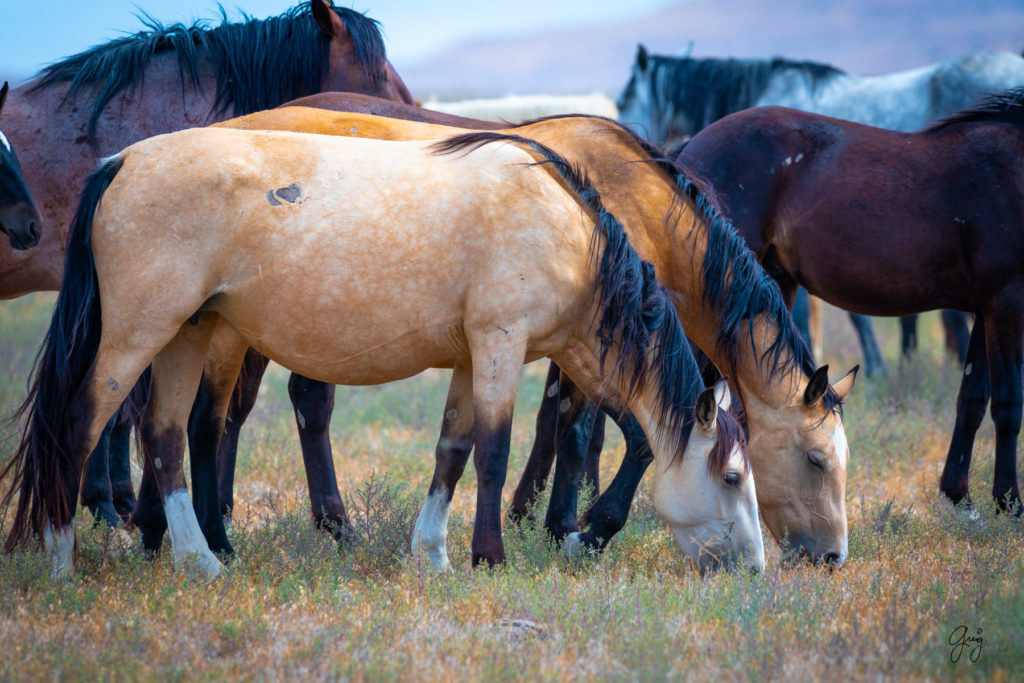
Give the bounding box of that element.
[266,183,303,206]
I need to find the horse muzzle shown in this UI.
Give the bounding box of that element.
[0,202,42,250]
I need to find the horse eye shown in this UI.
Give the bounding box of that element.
[723,472,741,487]
[807,451,825,470]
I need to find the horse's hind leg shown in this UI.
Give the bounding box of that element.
[509,361,560,522]
[217,348,270,520]
[108,414,136,522]
[849,313,888,377]
[412,364,473,570]
[983,309,1023,513]
[288,373,350,539]
[942,310,971,365]
[900,315,918,356]
[142,316,222,575]
[939,320,989,507]
[80,417,121,528]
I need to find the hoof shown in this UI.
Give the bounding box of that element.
[562,532,584,559]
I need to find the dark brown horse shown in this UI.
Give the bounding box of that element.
[0,83,40,251]
[675,90,1024,512]
[0,1,412,529]
[0,0,411,299]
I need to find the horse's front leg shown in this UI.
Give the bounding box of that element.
[939,320,989,507]
[509,361,560,522]
[143,318,222,576]
[544,373,599,542]
[469,335,526,567]
[849,313,888,378]
[216,348,270,520]
[288,373,350,539]
[412,365,474,570]
[80,416,121,528]
[983,309,1023,513]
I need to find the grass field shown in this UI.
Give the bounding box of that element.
[0,293,1021,680]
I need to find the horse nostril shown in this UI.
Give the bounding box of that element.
[28,220,39,240]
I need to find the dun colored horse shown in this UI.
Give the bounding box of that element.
[0,83,40,251]
[1,128,765,577]
[677,89,1024,512]
[0,0,413,529]
[121,107,855,566]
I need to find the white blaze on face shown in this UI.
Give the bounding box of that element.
[44,519,75,579]
[164,489,222,577]
[0,130,10,153]
[831,420,850,471]
[412,486,452,571]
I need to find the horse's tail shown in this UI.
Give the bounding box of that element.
[1,155,124,551]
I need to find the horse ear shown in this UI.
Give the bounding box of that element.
[803,365,830,406]
[713,378,731,414]
[832,366,858,401]
[311,0,344,38]
[636,44,649,71]
[0,82,8,112]
[695,386,718,430]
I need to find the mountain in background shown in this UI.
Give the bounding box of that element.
[401,0,1024,99]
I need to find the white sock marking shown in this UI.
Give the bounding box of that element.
[44,519,75,579]
[412,486,452,571]
[164,489,222,577]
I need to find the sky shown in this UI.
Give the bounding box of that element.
[0,0,677,81]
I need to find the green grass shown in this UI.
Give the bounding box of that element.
[0,293,1022,680]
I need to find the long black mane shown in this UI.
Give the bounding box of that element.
[31,2,387,140]
[510,114,839,410]
[435,131,707,460]
[639,55,843,133]
[926,86,1024,132]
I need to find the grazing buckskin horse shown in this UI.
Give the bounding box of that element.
[0,0,412,528]
[677,89,1024,513]
[123,106,855,567]
[0,82,41,251]
[0,127,766,577]
[617,47,1024,374]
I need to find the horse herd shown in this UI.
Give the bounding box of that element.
[0,0,1020,581]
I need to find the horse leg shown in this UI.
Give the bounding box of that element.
[849,313,889,377]
[288,373,351,539]
[900,315,918,357]
[468,334,526,567]
[185,325,249,555]
[509,361,560,522]
[543,373,599,542]
[108,414,136,522]
[565,411,650,553]
[983,310,1023,513]
[80,416,121,528]
[790,287,813,354]
[942,310,971,365]
[412,365,474,570]
[217,348,270,520]
[808,296,824,361]
[939,321,989,507]
[583,410,605,494]
[142,318,221,576]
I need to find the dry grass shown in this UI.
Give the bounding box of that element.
[1,293,1022,680]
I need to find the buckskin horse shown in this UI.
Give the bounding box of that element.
[122,106,856,567]
[0,127,766,577]
[0,0,412,528]
[617,47,1024,374]
[676,89,1024,513]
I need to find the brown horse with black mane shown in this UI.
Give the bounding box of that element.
[0,0,411,299]
[677,88,1024,513]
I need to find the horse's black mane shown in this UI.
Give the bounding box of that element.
[926,86,1024,132]
[504,113,840,412]
[643,54,843,134]
[31,2,387,140]
[434,131,721,463]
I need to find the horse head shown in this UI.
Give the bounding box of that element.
[0,83,41,250]
[311,0,414,105]
[653,380,765,574]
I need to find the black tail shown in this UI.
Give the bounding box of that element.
[2,155,124,550]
